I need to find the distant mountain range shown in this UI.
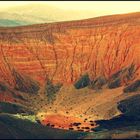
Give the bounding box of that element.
[0,3,97,27]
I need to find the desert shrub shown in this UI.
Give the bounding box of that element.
[45,79,62,103]
[74,74,90,89]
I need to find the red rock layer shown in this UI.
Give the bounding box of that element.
[0,12,140,86]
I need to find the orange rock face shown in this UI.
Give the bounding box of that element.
[0,12,140,86]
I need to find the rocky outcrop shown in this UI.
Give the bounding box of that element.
[13,69,40,94]
[45,79,62,103]
[74,64,137,90]
[123,80,140,93]
[74,74,90,89]
[90,76,107,90]
[0,101,33,114]
[117,94,140,119]
[0,81,27,102]
[108,64,136,89]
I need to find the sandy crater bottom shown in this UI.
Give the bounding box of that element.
[39,113,98,132]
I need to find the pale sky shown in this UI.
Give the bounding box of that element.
[0,1,140,16]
